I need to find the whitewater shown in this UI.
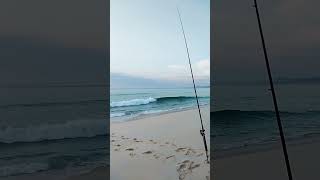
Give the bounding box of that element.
[110,87,210,121]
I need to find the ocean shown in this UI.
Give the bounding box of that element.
[0,86,210,178]
[0,86,108,178]
[110,87,210,122]
[2,83,318,176]
[212,83,320,152]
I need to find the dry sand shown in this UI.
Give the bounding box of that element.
[110,106,210,180]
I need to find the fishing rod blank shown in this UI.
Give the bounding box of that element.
[177,7,209,163]
[253,0,293,179]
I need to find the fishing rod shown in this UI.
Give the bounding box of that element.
[253,0,293,179]
[177,7,209,163]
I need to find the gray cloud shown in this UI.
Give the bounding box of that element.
[0,0,107,49]
[111,73,209,89]
[212,0,320,84]
[0,0,108,85]
[0,37,108,85]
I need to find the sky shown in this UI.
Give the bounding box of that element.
[0,0,108,85]
[212,0,320,84]
[0,0,107,49]
[111,0,210,88]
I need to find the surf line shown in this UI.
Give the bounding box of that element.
[176,7,209,163]
[253,0,293,179]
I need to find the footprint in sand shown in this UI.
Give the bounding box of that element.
[175,147,187,153]
[176,160,201,180]
[176,161,188,180]
[149,140,157,144]
[177,162,187,171]
[142,151,153,154]
[196,153,204,157]
[126,148,134,151]
[153,153,162,159]
[188,161,200,171]
[185,148,197,156]
[166,155,175,160]
[133,138,142,143]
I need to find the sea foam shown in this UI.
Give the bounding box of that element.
[111,97,156,107]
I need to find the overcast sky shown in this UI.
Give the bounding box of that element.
[111,0,210,87]
[213,0,320,84]
[0,0,108,85]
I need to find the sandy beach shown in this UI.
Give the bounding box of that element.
[2,107,209,180]
[110,106,210,180]
[213,137,320,180]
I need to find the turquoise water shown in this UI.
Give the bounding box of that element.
[110,87,210,121]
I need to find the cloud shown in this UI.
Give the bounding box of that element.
[168,59,210,80]
[110,59,210,86]
[195,59,210,77]
[110,72,191,88]
[213,0,320,83]
[110,59,210,88]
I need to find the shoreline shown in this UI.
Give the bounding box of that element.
[111,104,210,123]
[112,104,320,159]
[214,133,320,159]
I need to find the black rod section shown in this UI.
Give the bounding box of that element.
[253,0,293,179]
[177,7,209,163]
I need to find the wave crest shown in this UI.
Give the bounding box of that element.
[111,97,156,107]
[111,96,209,108]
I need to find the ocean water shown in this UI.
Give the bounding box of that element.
[212,83,320,152]
[110,87,210,122]
[0,87,108,178]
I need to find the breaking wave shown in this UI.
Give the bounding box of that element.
[111,96,208,108]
